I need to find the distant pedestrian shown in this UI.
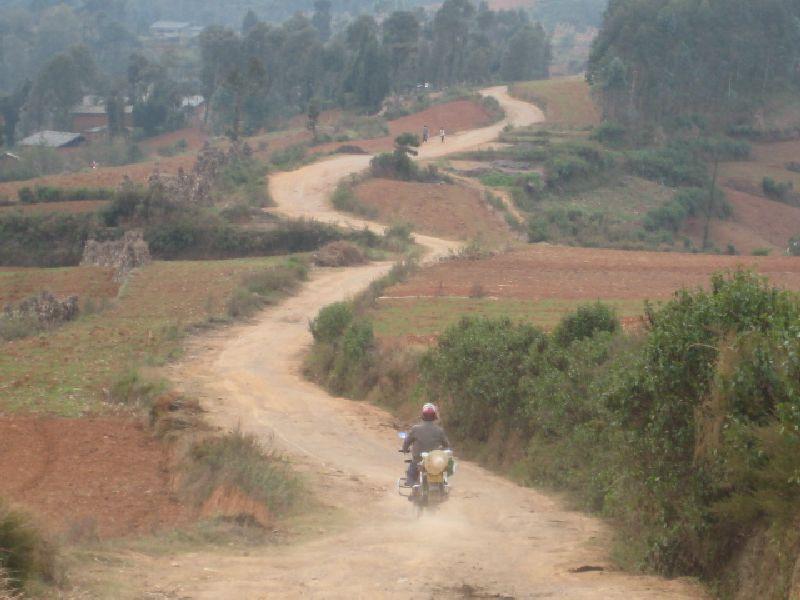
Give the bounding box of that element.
[422,125,429,143]
[439,127,445,143]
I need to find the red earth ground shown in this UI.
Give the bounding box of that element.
[0,416,189,539]
[314,99,494,154]
[386,245,800,300]
[0,266,118,305]
[682,188,800,254]
[354,178,510,241]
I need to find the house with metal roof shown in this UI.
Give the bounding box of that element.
[19,131,87,148]
[150,21,191,40]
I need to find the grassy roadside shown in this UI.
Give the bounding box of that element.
[369,297,644,339]
[306,265,800,598]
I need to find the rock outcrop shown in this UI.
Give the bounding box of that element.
[2,291,79,328]
[81,230,151,281]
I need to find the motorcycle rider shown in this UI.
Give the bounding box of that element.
[402,403,450,489]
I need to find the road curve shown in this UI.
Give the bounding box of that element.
[146,87,705,600]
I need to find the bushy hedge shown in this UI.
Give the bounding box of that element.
[763,177,795,203]
[544,142,615,190]
[18,186,115,204]
[423,272,800,593]
[643,187,731,232]
[308,269,800,593]
[0,212,110,267]
[625,145,707,187]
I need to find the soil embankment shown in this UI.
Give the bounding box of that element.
[130,87,706,598]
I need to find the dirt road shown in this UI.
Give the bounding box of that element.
[133,88,704,599]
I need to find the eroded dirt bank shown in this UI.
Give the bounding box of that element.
[109,88,705,599]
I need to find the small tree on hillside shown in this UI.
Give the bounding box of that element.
[106,92,126,139]
[307,99,321,142]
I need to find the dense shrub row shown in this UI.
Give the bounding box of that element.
[0,212,112,267]
[643,187,732,232]
[0,189,386,266]
[307,270,800,596]
[18,186,115,204]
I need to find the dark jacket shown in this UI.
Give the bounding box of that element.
[402,421,450,460]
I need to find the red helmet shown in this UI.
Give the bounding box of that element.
[421,403,438,421]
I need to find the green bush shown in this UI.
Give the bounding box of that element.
[527,217,549,242]
[310,302,354,343]
[370,150,417,181]
[394,132,420,148]
[0,501,58,590]
[0,212,109,267]
[762,177,794,202]
[330,182,376,218]
[18,186,115,204]
[590,121,626,145]
[183,431,303,516]
[643,187,731,232]
[423,317,546,442]
[270,144,308,169]
[625,145,707,186]
[480,172,518,187]
[553,302,619,346]
[227,261,308,318]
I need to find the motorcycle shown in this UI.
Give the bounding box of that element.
[396,431,455,515]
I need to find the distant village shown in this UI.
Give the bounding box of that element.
[2,21,207,161]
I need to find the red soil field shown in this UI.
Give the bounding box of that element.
[386,245,800,300]
[141,125,208,154]
[315,99,494,154]
[0,266,118,305]
[682,188,800,254]
[354,178,510,241]
[0,417,188,539]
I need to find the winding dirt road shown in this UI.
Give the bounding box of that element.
[135,88,704,599]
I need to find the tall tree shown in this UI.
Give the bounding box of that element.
[383,11,420,92]
[199,26,242,124]
[312,0,332,42]
[344,16,390,110]
[242,10,259,35]
[0,81,30,146]
[500,22,550,82]
[431,0,476,84]
[25,45,97,130]
[105,91,126,138]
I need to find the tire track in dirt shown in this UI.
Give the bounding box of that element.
[127,87,707,600]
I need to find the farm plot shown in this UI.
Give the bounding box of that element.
[353,178,511,242]
[0,256,298,415]
[370,245,800,341]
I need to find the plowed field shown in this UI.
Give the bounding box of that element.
[0,266,118,305]
[354,178,510,241]
[314,99,494,154]
[386,245,800,300]
[0,416,188,539]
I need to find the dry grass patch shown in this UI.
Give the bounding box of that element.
[353,178,511,243]
[369,296,644,341]
[510,76,601,128]
[0,266,118,306]
[0,200,109,215]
